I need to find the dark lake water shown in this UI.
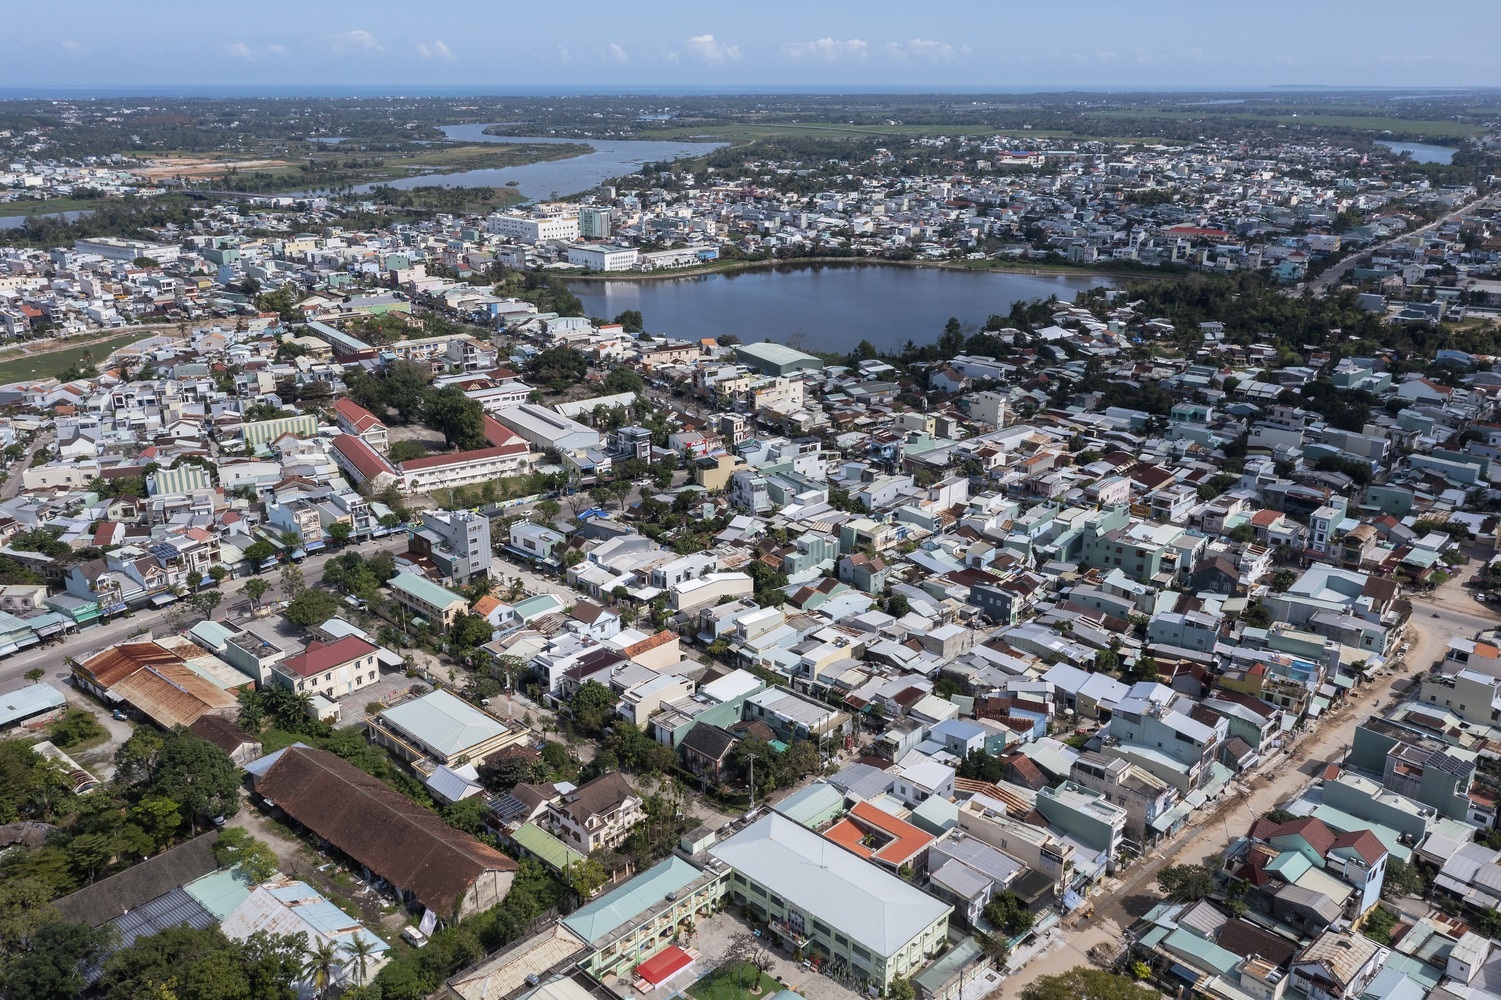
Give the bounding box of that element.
[1377,141,1455,164]
[569,263,1108,354]
[348,124,724,199]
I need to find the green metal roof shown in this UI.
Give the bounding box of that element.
[390,572,466,610]
[511,822,585,873]
[562,856,703,945]
[379,689,506,758]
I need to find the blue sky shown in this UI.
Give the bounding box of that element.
[6,0,1500,93]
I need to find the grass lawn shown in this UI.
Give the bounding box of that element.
[0,330,159,384]
[689,961,787,1000]
[0,197,106,218]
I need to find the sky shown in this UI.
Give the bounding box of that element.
[5,0,1501,94]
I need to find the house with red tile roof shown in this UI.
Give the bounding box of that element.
[270,635,381,701]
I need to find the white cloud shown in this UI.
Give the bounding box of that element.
[60,40,86,57]
[266,43,289,57]
[882,38,962,63]
[328,29,384,56]
[416,40,456,61]
[606,42,629,64]
[782,37,868,62]
[681,34,740,65]
[224,42,255,61]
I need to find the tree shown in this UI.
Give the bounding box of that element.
[186,590,223,622]
[478,752,548,792]
[425,385,487,450]
[1020,967,1154,1000]
[341,935,379,989]
[285,589,339,628]
[145,727,241,833]
[213,827,279,884]
[449,611,495,651]
[208,565,231,586]
[613,309,644,333]
[244,577,271,608]
[48,707,104,748]
[129,797,183,853]
[303,938,342,999]
[2,916,112,1000]
[570,680,615,735]
[327,522,352,547]
[279,560,305,601]
[602,367,645,395]
[99,924,306,1000]
[244,540,276,569]
[1382,857,1426,900]
[889,976,915,1000]
[388,440,431,463]
[565,856,609,899]
[1157,863,1216,902]
[1269,569,1298,592]
[983,891,1035,937]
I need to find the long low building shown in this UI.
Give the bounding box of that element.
[709,813,951,990]
[252,745,517,923]
[492,403,602,453]
[331,415,531,495]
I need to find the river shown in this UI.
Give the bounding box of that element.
[348,124,725,200]
[568,263,1109,354]
[1377,141,1455,164]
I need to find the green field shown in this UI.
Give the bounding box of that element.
[0,330,160,384]
[0,197,106,218]
[1089,109,1482,139]
[688,961,787,1000]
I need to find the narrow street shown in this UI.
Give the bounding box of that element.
[999,555,1500,992]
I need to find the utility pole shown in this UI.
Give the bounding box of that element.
[748,755,755,809]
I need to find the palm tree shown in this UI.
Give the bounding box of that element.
[341,934,378,988]
[303,939,341,998]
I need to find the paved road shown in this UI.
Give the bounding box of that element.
[0,535,405,698]
[1305,193,1493,294]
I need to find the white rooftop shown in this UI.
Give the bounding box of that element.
[709,813,950,957]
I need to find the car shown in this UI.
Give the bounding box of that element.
[111,709,128,721]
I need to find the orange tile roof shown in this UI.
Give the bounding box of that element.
[822,800,932,866]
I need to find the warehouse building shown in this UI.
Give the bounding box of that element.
[735,342,824,377]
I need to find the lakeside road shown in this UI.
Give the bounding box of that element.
[565,254,1169,284]
[995,559,1498,993]
[1304,192,1493,294]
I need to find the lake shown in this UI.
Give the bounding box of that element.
[348,124,725,200]
[1377,141,1455,164]
[0,209,91,230]
[568,263,1109,354]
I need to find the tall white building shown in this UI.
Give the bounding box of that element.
[485,214,579,244]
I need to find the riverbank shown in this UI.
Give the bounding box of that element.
[564,255,1173,284]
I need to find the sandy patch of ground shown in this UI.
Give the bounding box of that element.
[133,157,295,179]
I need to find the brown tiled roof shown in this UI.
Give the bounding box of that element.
[558,771,637,825]
[188,715,259,756]
[256,747,516,918]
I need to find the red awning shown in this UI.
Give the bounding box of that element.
[637,946,694,986]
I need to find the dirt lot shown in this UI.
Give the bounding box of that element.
[133,157,295,179]
[384,423,451,452]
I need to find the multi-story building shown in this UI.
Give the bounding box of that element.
[270,635,381,700]
[485,213,580,244]
[578,206,612,239]
[544,772,644,854]
[410,509,491,586]
[389,573,469,633]
[711,813,951,991]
